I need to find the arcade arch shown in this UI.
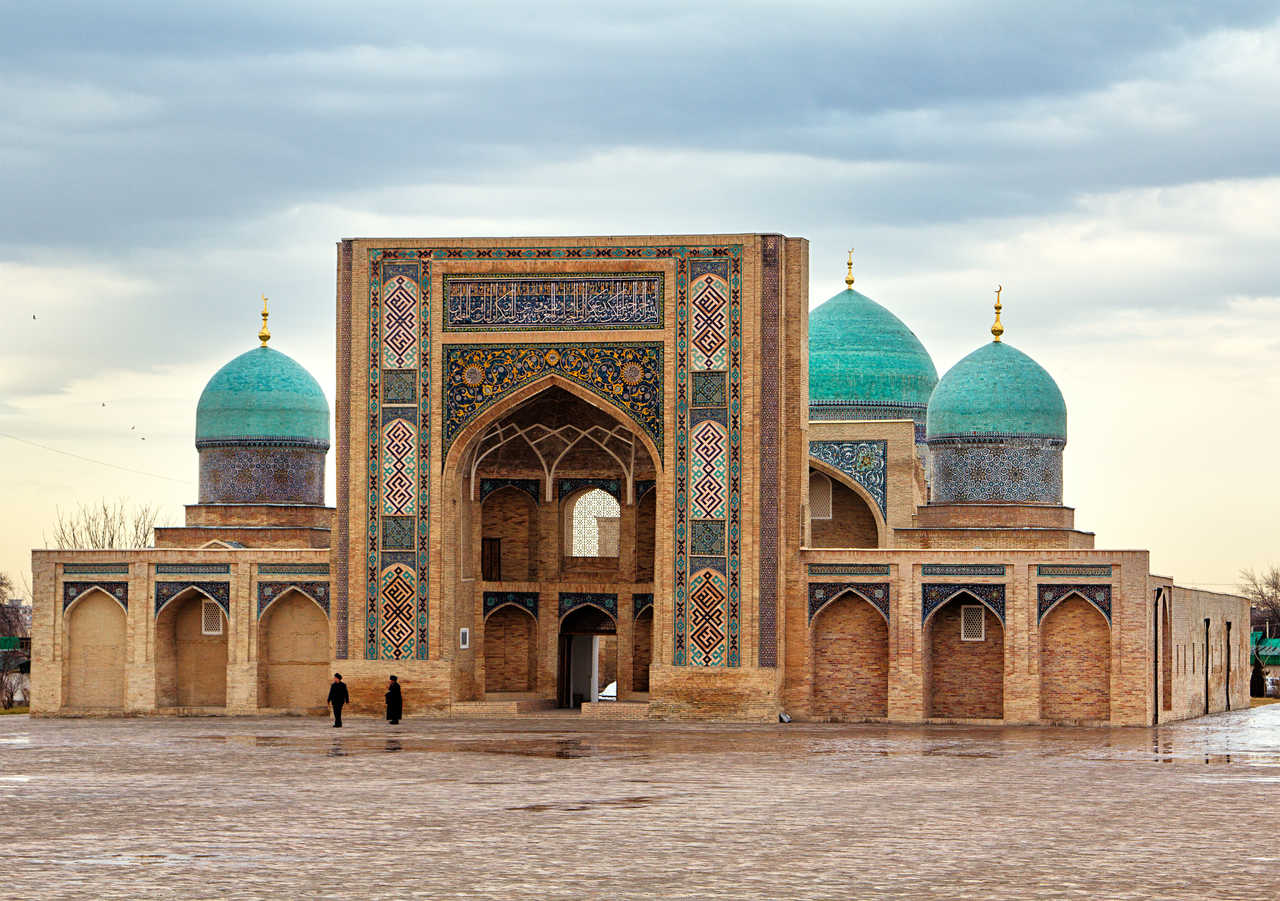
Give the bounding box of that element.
[924,591,1004,719]
[810,589,889,720]
[155,588,228,708]
[64,589,126,709]
[1040,593,1111,722]
[258,588,329,709]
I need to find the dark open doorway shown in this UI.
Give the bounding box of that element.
[557,605,616,708]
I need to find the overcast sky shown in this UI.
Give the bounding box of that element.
[2,1,1279,594]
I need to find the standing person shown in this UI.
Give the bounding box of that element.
[385,675,402,725]
[327,673,349,728]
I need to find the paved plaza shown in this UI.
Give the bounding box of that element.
[4,708,1280,900]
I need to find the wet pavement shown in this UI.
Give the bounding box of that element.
[4,708,1280,899]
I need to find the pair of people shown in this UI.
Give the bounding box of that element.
[326,674,402,727]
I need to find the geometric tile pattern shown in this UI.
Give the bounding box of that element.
[198,445,326,505]
[808,563,891,577]
[557,478,621,501]
[922,582,1006,625]
[480,479,541,503]
[368,257,431,661]
[689,519,726,556]
[442,342,664,459]
[257,581,330,617]
[1037,583,1112,624]
[443,273,664,330]
[1038,564,1113,578]
[808,440,888,518]
[807,582,890,623]
[929,437,1064,505]
[483,591,539,620]
[674,251,742,668]
[558,592,618,620]
[259,564,330,576]
[921,564,1006,577]
[155,581,231,617]
[62,582,128,611]
[757,235,781,668]
[155,563,231,575]
[62,563,130,575]
[633,593,654,618]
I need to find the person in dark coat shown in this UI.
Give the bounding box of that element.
[385,675,402,725]
[327,673,349,728]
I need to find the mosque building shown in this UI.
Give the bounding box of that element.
[29,234,1248,724]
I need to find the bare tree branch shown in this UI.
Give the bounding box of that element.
[44,499,167,550]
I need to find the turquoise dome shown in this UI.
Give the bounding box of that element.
[809,288,938,411]
[926,341,1066,440]
[195,346,330,447]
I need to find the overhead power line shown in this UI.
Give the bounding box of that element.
[0,432,190,485]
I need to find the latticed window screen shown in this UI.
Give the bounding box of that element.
[201,598,223,636]
[570,489,621,557]
[960,605,985,642]
[809,472,832,520]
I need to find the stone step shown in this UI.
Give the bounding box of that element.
[580,701,651,720]
[450,697,555,717]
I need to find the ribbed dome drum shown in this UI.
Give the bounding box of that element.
[809,287,938,442]
[926,340,1066,505]
[194,346,330,505]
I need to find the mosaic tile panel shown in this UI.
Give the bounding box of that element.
[483,591,539,619]
[443,273,664,330]
[921,564,1006,577]
[63,582,127,611]
[258,581,330,617]
[808,440,888,518]
[922,583,1006,624]
[480,478,541,503]
[198,445,325,505]
[62,563,129,575]
[808,582,890,623]
[928,437,1064,505]
[673,248,742,669]
[633,593,654,618]
[808,563,891,577]
[689,520,726,556]
[1038,583,1112,623]
[691,371,727,407]
[258,564,330,576]
[1038,564,1112,578]
[155,563,231,575]
[757,236,781,668]
[367,255,431,661]
[443,342,663,459]
[155,581,230,616]
[558,478,621,501]
[558,592,618,619]
[636,479,656,499]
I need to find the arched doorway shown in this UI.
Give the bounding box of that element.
[65,589,126,709]
[633,605,653,693]
[156,590,228,708]
[811,591,889,720]
[808,466,880,548]
[484,604,537,694]
[258,589,329,709]
[1161,598,1173,712]
[925,592,1004,719]
[558,604,616,707]
[481,486,538,582]
[1040,594,1111,722]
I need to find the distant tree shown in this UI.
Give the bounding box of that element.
[0,574,29,709]
[45,499,166,550]
[1241,567,1280,634]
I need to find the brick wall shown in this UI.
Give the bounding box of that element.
[811,594,888,719]
[810,478,879,548]
[483,605,536,692]
[633,608,653,692]
[1039,596,1111,721]
[635,492,655,581]
[481,488,537,581]
[926,601,1003,718]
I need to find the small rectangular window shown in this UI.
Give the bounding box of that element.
[960,605,985,641]
[201,598,223,636]
[459,627,470,650]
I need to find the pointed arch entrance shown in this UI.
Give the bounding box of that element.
[258,588,329,709]
[810,589,889,720]
[924,591,1004,719]
[445,380,659,707]
[156,588,228,708]
[1040,593,1111,722]
[65,589,127,709]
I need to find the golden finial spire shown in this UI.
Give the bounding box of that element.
[258,295,271,346]
[991,285,1004,343]
[845,248,855,288]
